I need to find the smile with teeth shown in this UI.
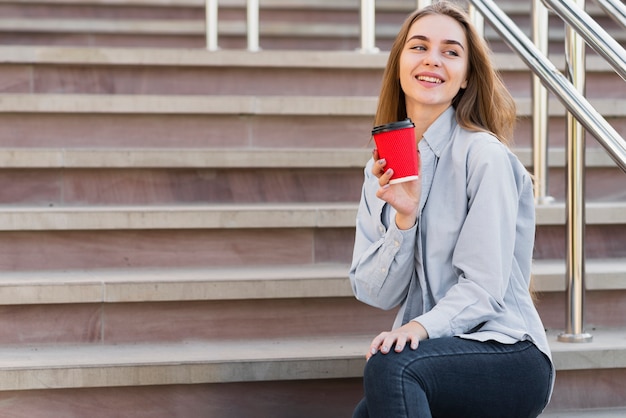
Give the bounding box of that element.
[417,75,443,83]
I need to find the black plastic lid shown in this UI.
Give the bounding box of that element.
[371,118,415,135]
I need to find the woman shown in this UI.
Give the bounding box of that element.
[349,2,554,417]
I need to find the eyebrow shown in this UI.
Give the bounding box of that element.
[406,35,465,51]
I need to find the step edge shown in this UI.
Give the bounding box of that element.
[0,147,618,169]
[0,258,624,305]
[0,202,625,231]
[0,94,624,117]
[0,328,624,390]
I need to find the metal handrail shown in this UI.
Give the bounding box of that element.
[593,0,626,30]
[543,0,626,82]
[468,0,626,171]
[532,0,552,204]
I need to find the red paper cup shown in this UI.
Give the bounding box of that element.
[371,119,420,184]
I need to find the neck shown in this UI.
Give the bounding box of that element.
[407,104,450,143]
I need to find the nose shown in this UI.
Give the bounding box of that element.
[423,50,442,67]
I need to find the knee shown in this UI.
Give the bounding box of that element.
[363,351,404,387]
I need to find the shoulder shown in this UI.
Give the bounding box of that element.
[450,127,510,163]
[451,127,529,182]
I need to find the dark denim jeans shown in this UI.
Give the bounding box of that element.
[353,337,552,418]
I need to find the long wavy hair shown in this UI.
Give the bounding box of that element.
[374,1,517,145]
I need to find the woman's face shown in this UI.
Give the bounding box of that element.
[399,14,469,116]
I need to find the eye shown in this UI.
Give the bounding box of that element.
[409,44,426,51]
[445,49,460,57]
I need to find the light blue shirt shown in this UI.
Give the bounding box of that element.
[350,107,553,374]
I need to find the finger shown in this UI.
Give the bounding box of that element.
[372,148,380,161]
[394,334,408,352]
[380,335,398,354]
[368,332,388,356]
[372,158,387,178]
[409,336,420,350]
[378,168,393,186]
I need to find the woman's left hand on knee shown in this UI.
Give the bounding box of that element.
[366,321,428,360]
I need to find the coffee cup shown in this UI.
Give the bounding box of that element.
[371,119,420,184]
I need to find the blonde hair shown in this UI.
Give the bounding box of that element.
[374,1,516,145]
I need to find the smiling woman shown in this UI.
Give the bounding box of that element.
[349,2,554,417]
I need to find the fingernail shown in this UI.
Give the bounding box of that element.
[382,346,388,353]
[378,159,386,165]
[371,347,377,355]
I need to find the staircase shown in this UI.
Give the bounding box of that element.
[0,0,625,416]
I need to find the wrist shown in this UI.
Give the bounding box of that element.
[395,213,417,230]
[409,320,429,340]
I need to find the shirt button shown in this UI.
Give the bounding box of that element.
[394,240,400,247]
[380,267,386,273]
[379,226,385,234]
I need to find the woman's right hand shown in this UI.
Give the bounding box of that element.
[372,149,421,230]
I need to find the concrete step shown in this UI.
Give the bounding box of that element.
[1,259,624,306]
[0,146,619,169]
[0,147,622,205]
[0,203,622,272]
[0,93,624,149]
[0,202,624,231]
[0,260,623,344]
[0,47,622,99]
[0,328,623,414]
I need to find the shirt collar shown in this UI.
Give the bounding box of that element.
[421,106,457,158]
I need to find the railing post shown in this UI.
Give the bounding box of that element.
[558,0,592,343]
[468,4,485,38]
[532,0,552,203]
[247,0,260,52]
[358,0,379,53]
[205,0,219,51]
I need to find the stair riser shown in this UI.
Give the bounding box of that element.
[0,168,365,205]
[0,229,352,270]
[0,298,396,345]
[0,65,384,97]
[537,290,626,330]
[0,114,372,148]
[0,35,619,54]
[0,3,202,19]
[2,64,622,99]
[2,292,624,345]
[0,380,364,418]
[0,372,622,416]
[0,226,623,271]
[1,113,625,150]
[0,167,623,206]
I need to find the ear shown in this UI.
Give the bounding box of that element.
[461,78,468,89]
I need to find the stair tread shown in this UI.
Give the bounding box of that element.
[0,202,624,231]
[541,408,626,417]
[0,45,615,72]
[0,94,624,117]
[1,17,622,41]
[0,259,624,305]
[0,147,617,169]
[0,328,624,390]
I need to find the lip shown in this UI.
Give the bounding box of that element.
[415,72,445,85]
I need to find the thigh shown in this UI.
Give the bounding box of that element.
[363,337,552,418]
[404,337,552,418]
